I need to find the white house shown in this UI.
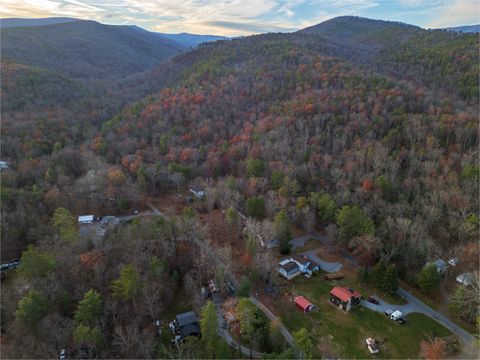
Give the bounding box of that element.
[78,215,95,225]
[278,255,318,280]
[456,273,475,286]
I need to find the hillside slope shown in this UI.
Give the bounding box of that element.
[0,17,77,28]
[0,20,185,79]
[156,32,229,47]
[298,16,479,99]
[444,24,480,33]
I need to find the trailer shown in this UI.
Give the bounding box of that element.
[323,272,344,280]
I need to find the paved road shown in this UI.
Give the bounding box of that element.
[290,232,343,273]
[361,288,477,355]
[289,232,327,249]
[397,289,476,348]
[213,295,263,359]
[301,249,343,273]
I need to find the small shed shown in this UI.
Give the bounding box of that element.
[294,296,314,313]
[78,215,94,224]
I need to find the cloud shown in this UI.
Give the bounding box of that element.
[200,20,295,33]
[426,0,479,27]
[0,0,477,35]
[397,0,444,6]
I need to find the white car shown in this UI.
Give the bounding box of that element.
[390,310,403,321]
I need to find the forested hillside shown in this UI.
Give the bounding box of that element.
[0,20,185,79]
[1,16,478,359]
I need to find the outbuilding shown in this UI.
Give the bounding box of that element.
[294,296,314,313]
[456,273,475,286]
[78,215,94,224]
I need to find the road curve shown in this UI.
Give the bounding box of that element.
[249,296,294,346]
[397,288,476,347]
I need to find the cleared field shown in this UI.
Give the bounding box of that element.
[271,276,452,358]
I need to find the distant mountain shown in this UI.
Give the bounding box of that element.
[443,24,480,33]
[1,20,185,79]
[298,15,421,48]
[0,17,77,28]
[156,32,228,47]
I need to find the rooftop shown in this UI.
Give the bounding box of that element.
[330,286,361,302]
[176,311,198,328]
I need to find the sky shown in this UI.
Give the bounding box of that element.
[0,0,479,36]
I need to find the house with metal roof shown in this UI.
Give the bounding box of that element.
[294,296,314,313]
[330,286,362,312]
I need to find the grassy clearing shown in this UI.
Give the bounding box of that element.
[272,276,452,358]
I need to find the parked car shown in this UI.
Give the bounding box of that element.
[367,297,379,305]
[384,308,393,316]
[390,310,403,321]
[133,209,139,215]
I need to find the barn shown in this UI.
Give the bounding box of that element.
[294,296,314,313]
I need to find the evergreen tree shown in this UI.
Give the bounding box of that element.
[74,324,102,347]
[74,289,103,326]
[111,264,142,300]
[236,298,257,358]
[274,210,292,255]
[52,207,78,243]
[18,244,56,279]
[246,157,265,177]
[200,301,218,357]
[293,327,313,359]
[16,290,48,328]
[336,205,374,241]
[370,260,387,288]
[384,264,398,295]
[270,171,285,190]
[246,196,266,219]
[238,276,251,298]
[418,264,440,293]
[308,192,336,225]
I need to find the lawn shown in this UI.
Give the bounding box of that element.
[272,276,453,359]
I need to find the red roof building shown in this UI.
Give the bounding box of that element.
[330,287,362,312]
[294,296,314,313]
